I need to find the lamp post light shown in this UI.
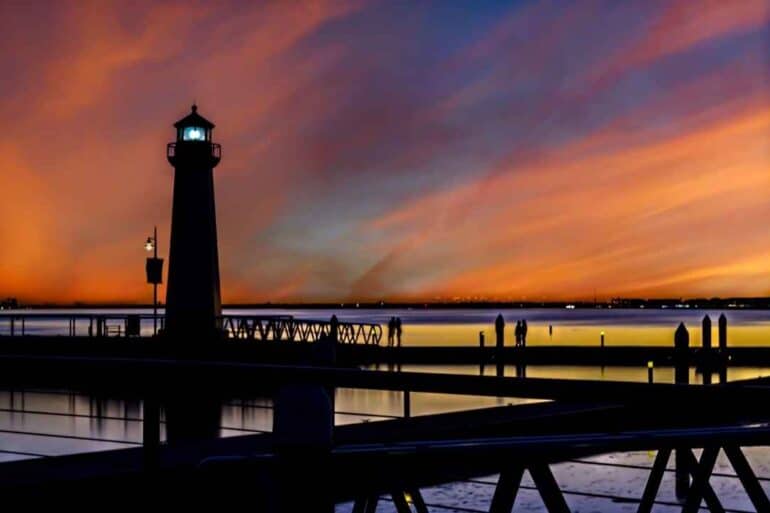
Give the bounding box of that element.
[145,226,164,336]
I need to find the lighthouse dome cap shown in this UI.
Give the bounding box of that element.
[173,104,215,129]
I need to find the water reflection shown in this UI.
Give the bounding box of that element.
[0,363,766,460]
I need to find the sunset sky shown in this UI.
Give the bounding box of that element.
[1,0,769,304]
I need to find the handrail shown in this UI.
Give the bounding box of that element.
[218,315,382,345]
[0,313,382,345]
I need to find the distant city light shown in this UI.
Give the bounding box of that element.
[145,237,154,252]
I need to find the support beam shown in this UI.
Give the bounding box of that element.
[142,396,160,470]
[392,490,412,513]
[365,496,379,513]
[723,445,770,512]
[352,497,367,513]
[352,496,379,513]
[637,448,671,513]
[404,390,411,419]
[682,447,724,513]
[490,468,524,513]
[529,464,571,513]
[408,488,429,513]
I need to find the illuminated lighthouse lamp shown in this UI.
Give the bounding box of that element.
[174,104,214,142]
[183,126,206,141]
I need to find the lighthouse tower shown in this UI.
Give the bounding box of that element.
[165,105,222,339]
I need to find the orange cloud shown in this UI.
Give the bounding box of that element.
[0,1,768,303]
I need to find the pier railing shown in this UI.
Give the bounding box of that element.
[0,313,163,338]
[0,313,383,345]
[219,315,382,345]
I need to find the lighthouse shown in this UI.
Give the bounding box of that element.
[164,105,222,339]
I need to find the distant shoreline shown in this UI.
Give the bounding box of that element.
[5,298,770,310]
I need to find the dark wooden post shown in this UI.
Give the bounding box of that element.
[701,314,713,384]
[270,320,337,513]
[143,396,161,470]
[479,331,485,348]
[718,314,727,352]
[701,315,711,350]
[495,315,505,350]
[330,315,339,344]
[674,322,690,501]
[718,314,728,383]
[495,315,505,378]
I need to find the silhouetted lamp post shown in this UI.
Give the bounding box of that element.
[145,226,163,336]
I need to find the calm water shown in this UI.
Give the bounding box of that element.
[3,306,770,346]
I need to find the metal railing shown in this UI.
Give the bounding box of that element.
[0,313,382,345]
[166,142,221,160]
[219,315,382,345]
[0,313,162,338]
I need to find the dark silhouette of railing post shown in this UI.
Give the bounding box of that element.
[718,314,727,352]
[701,315,713,384]
[272,333,335,513]
[495,314,505,378]
[719,314,728,383]
[674,322,690,501]
[143,396,160,470]
[701,315,711,350]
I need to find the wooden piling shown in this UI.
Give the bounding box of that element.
[495,315,505,378]
[143,396,161,470]
[495,315,505,351]
[701,315,711,350]
[718,314,727,352]
[271,322,337,513]
[674,322,690,501]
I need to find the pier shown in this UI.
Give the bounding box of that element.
[0,353,767,511]
[0,311,766,511]
[0,311,764,369]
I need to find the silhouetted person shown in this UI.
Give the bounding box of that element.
[549,324,553,338]
[387,317,396,347]
[522,319,528,347]
[514,320,522,347]
[395,317,403,347]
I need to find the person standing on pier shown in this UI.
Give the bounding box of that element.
[522,319,528,347]
[514,320,522,347]
[387,317,395,347]
[395,317,403,347]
